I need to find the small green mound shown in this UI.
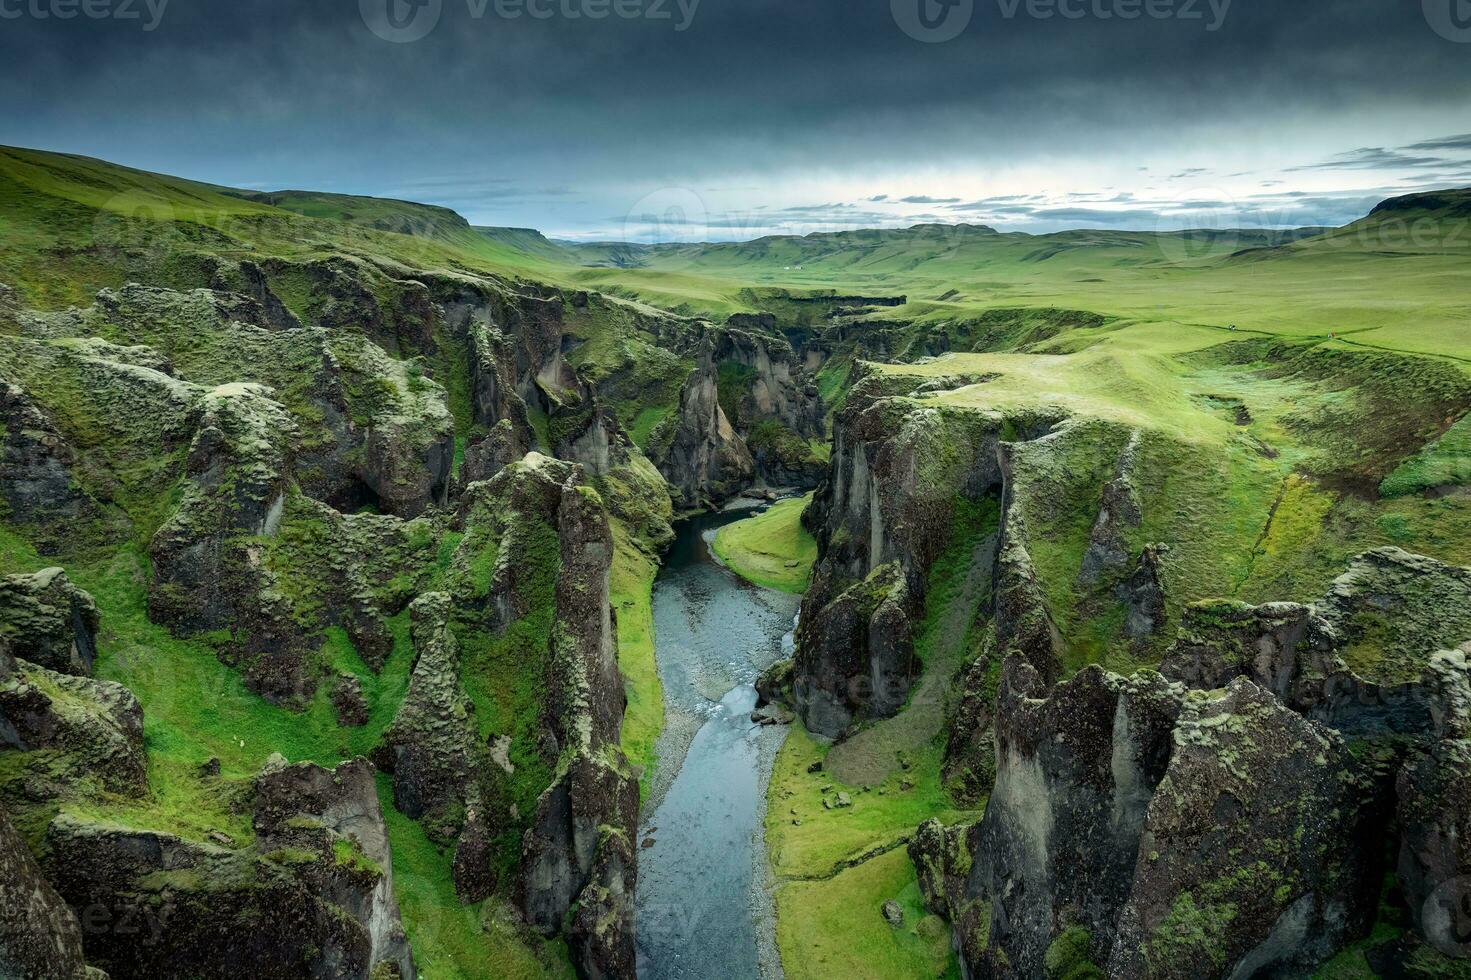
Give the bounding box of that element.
[710,495,817,594]
[1381,412,1471,498]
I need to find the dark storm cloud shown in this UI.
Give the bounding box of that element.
[1,0,1469,235]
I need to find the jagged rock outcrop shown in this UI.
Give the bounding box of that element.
[0,805,101,980]
[0,382,100,549]
[0,568,99,676]
[374,454,640,977]
[918,550,1471,979]
[1118,543,1169,644]
[147,383,312,704]
[793,367,1059,735]
[43,755,415,980]
[506,457,639,978]
[712,318,825,488]
[655,338,754,507]
[1078,431,1142,586]
[0,657,147,797]
[942,659,1184,976]
[373,592,482,846]
[1109,680,1382,978]
[1397,720,1471,959]
[252,756,415,978]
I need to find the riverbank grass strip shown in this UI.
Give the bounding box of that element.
[710,494,817,594]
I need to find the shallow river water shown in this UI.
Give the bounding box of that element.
[633,507,801,980]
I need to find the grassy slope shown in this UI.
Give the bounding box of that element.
[765,503,999,980]
[710,495,817,593]
[611,522,663,796]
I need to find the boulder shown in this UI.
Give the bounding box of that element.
[0,657,147,797]
[0,568,100,676]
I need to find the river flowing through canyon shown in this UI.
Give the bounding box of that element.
[633,507,802,980]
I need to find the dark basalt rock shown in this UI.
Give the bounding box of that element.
[1398,737,1471,959]
[44,756,416,980]
[0,382,100,548]
[1078,431,1142,586]
[0,804,101,980]
[1109,680,1382,979]
[792,561,915,736]
[372,592,481,844]
[654,337,754,508]
[921,550,1471,979]
[1118,543,1169,643]
[963,659,1183,977]
[147,383,312,704]
[792,369,1054,735]
[252,756,415,979]
[332,674,370,728]
[0,568,100,676]
[451,807,498,904]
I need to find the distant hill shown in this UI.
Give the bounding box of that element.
[235,189,477,244]
[475,225,578,262]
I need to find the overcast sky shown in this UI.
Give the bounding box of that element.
[3,0,1471,241]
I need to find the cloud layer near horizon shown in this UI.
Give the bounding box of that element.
[3,0,1470,240]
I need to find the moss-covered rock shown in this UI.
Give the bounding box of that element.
[0,568,99,676]
[0,804,97,980]
[0,657,146,798]
[43,756,415,980]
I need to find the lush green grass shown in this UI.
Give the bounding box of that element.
[767,725,973,883]
[775,847,960,980]
[611,521,664,796]
[378,774,576,980]
[710,495,817,593]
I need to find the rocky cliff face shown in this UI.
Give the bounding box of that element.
[712,316,825,488]
[653,336,755,508]
[0,805,100,980]
[914,550,1471,979]
[0,572,417,979]
[790,367,1060,735]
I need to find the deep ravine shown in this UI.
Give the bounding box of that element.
[633,506,801,980]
